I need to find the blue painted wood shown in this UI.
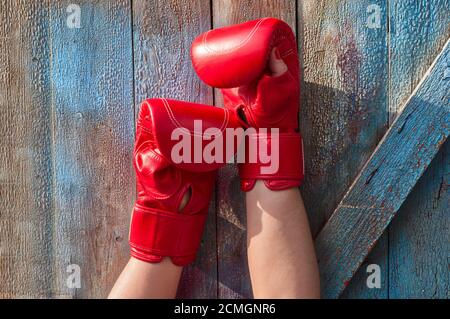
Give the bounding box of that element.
[388,0,450,299]
[299,0,389,298]
[0,1,54,298]
[1,0,448,299]
[341,240,389,299]
[300,0,389,237]
[131,0,217,298]
[315,38,450,299]
[49,1,134,297]
[389,140,449,298]
[344,0,450,299]
[388,0,450,122]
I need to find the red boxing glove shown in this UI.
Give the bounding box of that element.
[130,98,241,266]
[191,17,304,191]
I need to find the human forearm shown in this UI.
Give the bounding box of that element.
[246,181,320,298]
[108,257,182,299]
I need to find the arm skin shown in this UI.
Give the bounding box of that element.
[245,50,320,298]
[108,193,190,299]
[246,181,320,298]
[108,257,182,299]
[109,182,320,299]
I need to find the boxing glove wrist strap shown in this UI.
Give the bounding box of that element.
[129,204,207,260]
[239,132,304,191]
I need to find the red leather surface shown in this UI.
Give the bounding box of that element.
[191,18,304,191]
[239,131,304,191]
[130,98,240,265]
[191,18,296,88]
[138,98,242,172]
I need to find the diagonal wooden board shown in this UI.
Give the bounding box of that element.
[315,38,450,299]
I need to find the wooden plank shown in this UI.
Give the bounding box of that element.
[388,0,450,121]
[388,0,450,298]
[1,0,446,300]
[340,240,388,298]
[315,38,450,299]
[212,0,296,299]
[132,0,217,298]
[299,0,389,298]
[300,0,389,237]
[49,0,134,297]
[0,0,54,298]
[389,141,449,298]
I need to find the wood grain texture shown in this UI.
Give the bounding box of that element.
[300,0,389,237]
[388,0,450,120]
[132,0,217,298]
[340,239,388,298]
[299,0,389,298]
[0,0,135,298]
[389,141,449,298]
[388,0,450,299]
[0,0,448,299]
[48,0,134,297]
[316,38,450,298]
[0,0,54,298]
[212,0,297,299]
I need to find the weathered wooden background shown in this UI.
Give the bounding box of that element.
[0,0,448,298]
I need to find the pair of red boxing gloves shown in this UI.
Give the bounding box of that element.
[129,18,304,266]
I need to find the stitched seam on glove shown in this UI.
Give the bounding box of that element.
[129,242,196,256]
[161,98,230,138]
[202,18,268,54]
[133,203,197,220]
[134,142,178,200]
